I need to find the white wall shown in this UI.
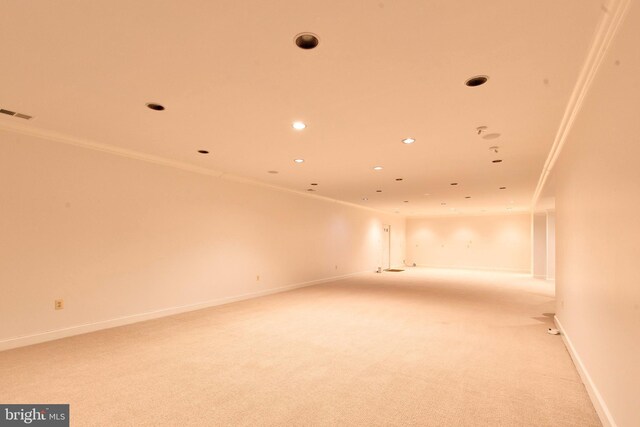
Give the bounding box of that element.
[0,129,405,350]
[552,2,640,425]
[533,213,547,278]
[546,211,556,281]
[405,214,531,273]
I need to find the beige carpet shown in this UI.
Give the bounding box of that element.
[0,269,600,426]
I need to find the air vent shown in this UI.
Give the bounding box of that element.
[0,107,32,120]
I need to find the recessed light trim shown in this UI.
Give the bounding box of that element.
[395,178,403,181]
[402,138,415,144]
[295,33,319,50]
[465,75,489,87]
[465,196,471,199]
[310,183,318,186]
[450,182,458,186]
[373,166,383,171]
[499,186,506,190]
[492,159,503,163]
[146,103,165,111]
[267,170,279,174]
[292,121,306,130]
[376,190,382,193]
[197,150,209,154]
[362,197,368,201]
[294,159,304,163]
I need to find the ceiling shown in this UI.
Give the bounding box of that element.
[0,0,604,216]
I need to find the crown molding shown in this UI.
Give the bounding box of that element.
[0,122,400,218]
[532,0,632,207]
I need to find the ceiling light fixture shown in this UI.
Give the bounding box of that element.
[197,150,209,154]
[267,170,279,174]
[441,203,447,205]
[373,166,383,171]
[465,75,489,87]
[395,178,403,181]
[465,196,471,199]
[404,201,409,203]
[292,121,306,130]
[310,183,318,186]
[295,33,319,50]
[376,190,382,193]
[450,182,458,186]
[402,138,415,144]
[362,197,368,201]
[146,103,165,111]
[483,133,501,140]
[499,186,506,190]
[492,159,503,163]
[294,159,304,163]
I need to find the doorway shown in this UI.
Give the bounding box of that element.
[381,224,391,270]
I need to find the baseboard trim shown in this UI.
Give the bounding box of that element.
[0,271,368,352]
[554,315,617,427]
[415,264,530,274]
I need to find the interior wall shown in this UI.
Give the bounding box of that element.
[533,213,548,278]
[405,214,531,273]
[545,211,556,281]
[0,129,405,349]
[552,2,640,425]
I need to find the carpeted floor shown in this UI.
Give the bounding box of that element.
[0,269,600,426]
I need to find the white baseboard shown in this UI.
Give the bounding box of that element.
[415,264,530,274]
[554,316,617,427]
[0,271,367,352]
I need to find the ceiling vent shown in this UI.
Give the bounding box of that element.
[0,108,32,120]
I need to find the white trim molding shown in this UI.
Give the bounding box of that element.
[554,315,617,427]
[0,271,369,352]
[532,0,632,206]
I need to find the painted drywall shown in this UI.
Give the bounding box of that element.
[546,211,556,281]
[405,214,531,273]
[533,213,547,278]
[552,2,640,425]
[0,129,405,349]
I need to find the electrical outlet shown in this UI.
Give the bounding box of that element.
[54,299,64,310]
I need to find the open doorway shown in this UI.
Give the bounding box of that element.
[381,224,391,270]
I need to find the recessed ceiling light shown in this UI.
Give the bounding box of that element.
[373,166,383,171]
[492,159,503,163]
[310,183,318,186]
[441,202,447,205]
[404,201,409,203]
[465,75,489,87]
[197,150,209,154]
[292,121,306,130]
[450,182,458,186]
[295,33,319,50]
[499,186,506,189]
[362,197,368,201]
[395,178,403,181]
[267,170,279,174]
[294,159,304,163]
[402,138,415,144]
[465,196,471,199]
[146,103,165,111]
[307,189,315,192]
[376,190,382,193]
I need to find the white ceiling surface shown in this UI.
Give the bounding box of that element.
[0,1,603,216]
